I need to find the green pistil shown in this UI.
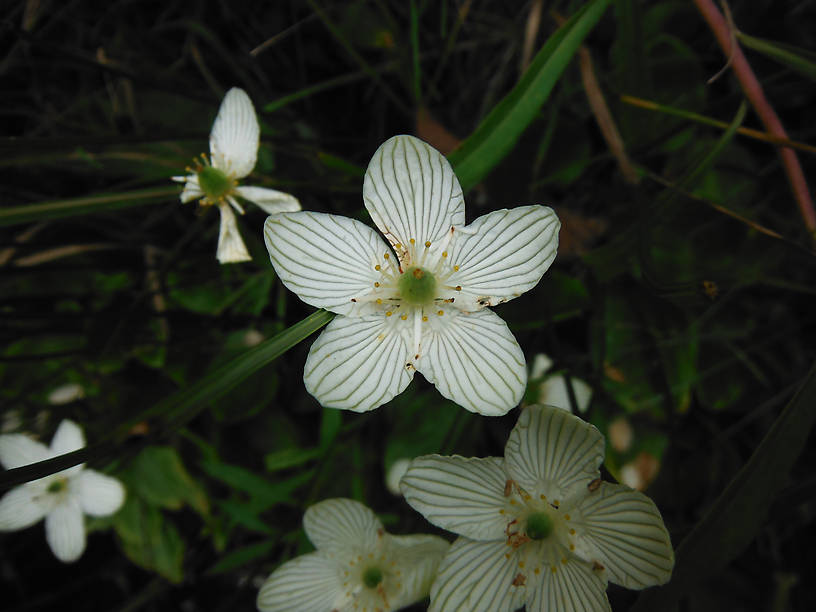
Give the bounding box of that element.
[197,166,234,201]
[526,512,554,540]
[47,480,66,494]
[362,566,383,589]
[398,267,437,305]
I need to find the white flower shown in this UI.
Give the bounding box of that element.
[529,352,592,413]
[47,382,85,405]
[256,498,449,612]
[172,87,301,263]
[400,405,674,612]
[264,135,560,415]
[0,420,125,563]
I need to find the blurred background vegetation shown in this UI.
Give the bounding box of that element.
[1,0,815,610]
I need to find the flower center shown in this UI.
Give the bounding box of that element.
[198,166,234,201]
[47,479,66,494]
[525,512,554,540]
[398,266,437,305]
[362,566,383,589]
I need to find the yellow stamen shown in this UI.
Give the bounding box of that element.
[424,241,431,248]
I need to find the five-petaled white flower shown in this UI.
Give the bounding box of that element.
[264,134,560,415]
[0,420,125,563]
[400,405,674,612]
[172,87,301,263]
[256,498,449,612]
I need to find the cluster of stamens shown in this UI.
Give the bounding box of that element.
[499,479,579,582]
[340,529,401,612]
[185,153,237,207]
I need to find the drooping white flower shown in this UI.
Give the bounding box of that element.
[264,135,560,415]
[400,405,674,612]
[0,420,125,563]
[172,87,301,263]
[529,352,592,413]
[256,498,449,612]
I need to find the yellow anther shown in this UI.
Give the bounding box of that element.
[395,243,402,249]
[551,566,557,574]
[375,264,381,271]
[453,265,460,271]
[455,285,462,291]
[540,494,546,500]
[561,558,567,565]
[442,251,448,257]
[505,553,511,559]
[386,311,393,317]
[437,310,444,316]
[400,314,408,320]
[409,238,415,244]
[553,500,560,507]
[570,543,575,550]
[376,299,382,305]
[519,561,525,569]
[424,241,431,248]
[384,253,390,259]
[534,567,541,575]
[422,316,428,322]
[564,514,571,520]
[569,528,575,535]
[499,509,505,514]
[374,282,380,287]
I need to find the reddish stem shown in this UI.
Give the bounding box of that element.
[693,0,816,237]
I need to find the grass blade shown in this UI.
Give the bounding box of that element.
[448,0,612,191]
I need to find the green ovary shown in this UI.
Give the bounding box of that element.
[526,512,554,540]
[362,566,383,589]
[398,267,437,305]
[47,479,66,494]
[198,166,234,200]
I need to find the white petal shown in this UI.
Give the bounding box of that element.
[528,558,611,612]
[303,498,383,555]
[573,483,674,589]
[387,534,450,609]
[264,211,393,316]
[443,206,560,311]
[538,374,593,413]
[363,135,465,251]
[235,186,301,215]
[45,498,86,562]
[385,458,411,496]
[0,486,47,530]
[418,308,526,416]
[400,456,509,541]
[209,87,259,179]
[0,433,49,469]
[76,470,125,517]
[173,174,204,203]
[504,405,604,498]
[257,551,344,612]
[50,420,85,456]
[216,203,252,263]
[429,538,527,612]
[304,315,414,413]
[529,353,554,379]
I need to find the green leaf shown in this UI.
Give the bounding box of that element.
[205,539,278,575]
[264,447,323,472]
[0,187,176,227]
[447,0,612,191]
[631,362,816,611]
[319,406,342,447]
[113,496,185,583]
[201,457,314,510]
[126,446,209,515]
